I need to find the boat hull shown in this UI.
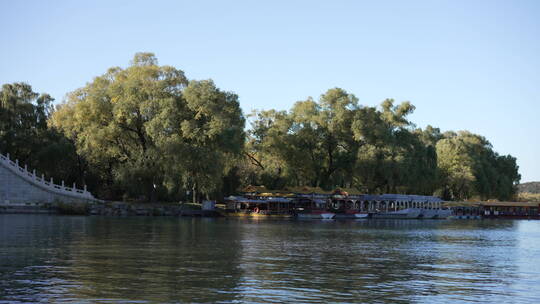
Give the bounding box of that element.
[415,208,453,219]
[297,212,335,219]
[448,215,482,220]
[372,208,422,219]
[334,212,369,219]
[223,211,293,219]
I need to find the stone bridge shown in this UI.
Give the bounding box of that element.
[0,152,98,205]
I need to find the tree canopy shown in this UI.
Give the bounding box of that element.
[0,53,521,202]
[243,89,520,200]
[0,83,86,186]
[50,53,245,201]
[245,89,441,195]
[436,131,520,201]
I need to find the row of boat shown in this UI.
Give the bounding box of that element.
[222,195,452,219]
[223,208,452,219]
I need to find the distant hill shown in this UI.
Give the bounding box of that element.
[518,182,540,194]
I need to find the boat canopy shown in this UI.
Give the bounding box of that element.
[225,196,291,204]
[443,201,539,208]
[358,194,443,202]
[236,186,443,203]
[225,196,265,204]
[267,197,293,203]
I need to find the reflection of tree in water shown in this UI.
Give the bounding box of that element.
[235,220,421,302]
[418,219,520,301]
[65,217,244,303]
[0,215,86,303]
[0,216,527,303]
[0,215,245,303]
[235,219,520,303]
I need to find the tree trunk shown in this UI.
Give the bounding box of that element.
[192,182,197,204]
[150,179,157,203]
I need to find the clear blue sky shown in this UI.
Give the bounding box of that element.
[1,0,539,182]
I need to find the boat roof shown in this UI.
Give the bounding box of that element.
[225,196,292,203]
[239,185,443,202]
[442,201,539,208]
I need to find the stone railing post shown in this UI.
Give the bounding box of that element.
[6,153,9,160]
[15,159,19,166]
[33,169,36,178]
[73,182,76,190]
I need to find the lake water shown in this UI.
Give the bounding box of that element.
[1,215,539,303]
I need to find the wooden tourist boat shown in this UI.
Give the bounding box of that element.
[224,187,453,220]
[223,196,294,218]
[293,197,335,219]
[329,195,369,219]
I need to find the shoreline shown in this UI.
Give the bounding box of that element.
[0,202,221,217]
[2,204,540,220]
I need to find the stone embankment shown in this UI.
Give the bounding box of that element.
[0,204,57,214]
[0,201,221,216]
[89,202,220,217]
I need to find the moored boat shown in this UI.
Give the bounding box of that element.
[223,196,294,218]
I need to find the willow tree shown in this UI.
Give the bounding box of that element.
[50,53,245,201]
[246,88,434,192]
[0,83,53,161]
[245,109,292,189]
[350,99,439,194]
[436,131,520,200]
[246,88,361,189]
[0,82,87,185]
[154,79,245,202]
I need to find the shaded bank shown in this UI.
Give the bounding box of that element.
[0,202,221,217]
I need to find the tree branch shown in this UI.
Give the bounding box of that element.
[244,151,265,170]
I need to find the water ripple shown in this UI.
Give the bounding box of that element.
[1,216,540,303]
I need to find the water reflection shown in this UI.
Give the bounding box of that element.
[232,219,521,303]
[1,215,539,303]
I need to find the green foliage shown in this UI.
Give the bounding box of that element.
[1,54,521,202]
[436,131,520,200]
[1,83,52,159]
[246,89,520,199]
[0,83,88,187]
[245,89,441,195]
[50,53,245,202]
